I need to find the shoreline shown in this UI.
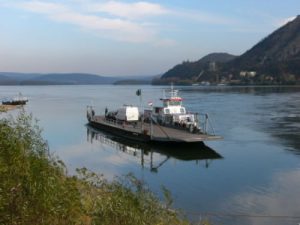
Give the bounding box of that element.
[0,104,21,112]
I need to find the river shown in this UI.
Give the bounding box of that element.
[1,85,300,225]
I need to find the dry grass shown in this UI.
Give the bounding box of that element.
[0,104,21,112]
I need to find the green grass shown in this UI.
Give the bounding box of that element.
[0,111,190,225]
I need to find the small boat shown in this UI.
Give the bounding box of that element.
[2,93,28,105]
[87,87,222,143]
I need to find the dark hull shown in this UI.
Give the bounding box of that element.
[89,120,151,142]
[2,100,28,105]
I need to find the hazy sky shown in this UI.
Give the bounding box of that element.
[0,0,298,76]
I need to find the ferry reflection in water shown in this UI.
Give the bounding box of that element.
[86,126,222,173]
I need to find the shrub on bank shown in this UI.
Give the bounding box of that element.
[0,112,189,225]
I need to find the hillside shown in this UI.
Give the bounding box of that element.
[155,15,300,85]
[0,73,122,85]
[154,53,236,85]
[24,73,120,85]
[0,72,41,81]
[0,75,17,85]
[228,15,300,81]
[0,72,156,85]
[197,52,237,64]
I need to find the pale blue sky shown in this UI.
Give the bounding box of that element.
[0,0,298,76]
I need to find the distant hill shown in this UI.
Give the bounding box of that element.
[154,15,300,85]
[0,72,154,85]
[0,72,41,81]
[23,73,120,85]
[197,53,237,64]
[114,74,160,85]
[0,74,18,85]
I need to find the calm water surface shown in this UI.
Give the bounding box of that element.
[1,85,300,225]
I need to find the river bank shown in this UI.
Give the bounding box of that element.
[0,112,191,225]
[0,104,21,112]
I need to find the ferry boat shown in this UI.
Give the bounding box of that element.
[86,87,222,143]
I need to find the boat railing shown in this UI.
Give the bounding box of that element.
[86,106,95,121]
[104,117,142,130]
[146,111,216,135]
[87,106,217,137]
[197,113,216,135]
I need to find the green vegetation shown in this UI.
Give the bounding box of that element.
[0,111,189,225]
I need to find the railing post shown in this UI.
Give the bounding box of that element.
[150,115,153,140]
[205,113,208,134]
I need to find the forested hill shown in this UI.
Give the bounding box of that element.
[0,72,158,85]
[154,15,300,85]
[153,53,236,85]
[227,15,300,77]
[0,72,121,85]
[23,73,120,85]
[196,53,237,64]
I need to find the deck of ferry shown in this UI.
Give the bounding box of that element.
[90,116,222,143]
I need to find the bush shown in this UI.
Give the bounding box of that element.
[0,111,189,225]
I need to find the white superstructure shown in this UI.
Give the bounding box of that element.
[115,105,139,121]
[144,87,199,133]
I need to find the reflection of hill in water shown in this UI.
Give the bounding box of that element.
[269,112,300,154]
[181,86,300,95]
[258,93,300,154]
[86,126,222,172]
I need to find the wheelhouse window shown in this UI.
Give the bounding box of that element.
[163,99,181,107]
[169,101,181,106]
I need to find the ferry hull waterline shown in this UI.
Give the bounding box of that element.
[86,87,222,144]
[89,116,150,142]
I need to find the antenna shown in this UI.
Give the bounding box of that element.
[170,82,178,98]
